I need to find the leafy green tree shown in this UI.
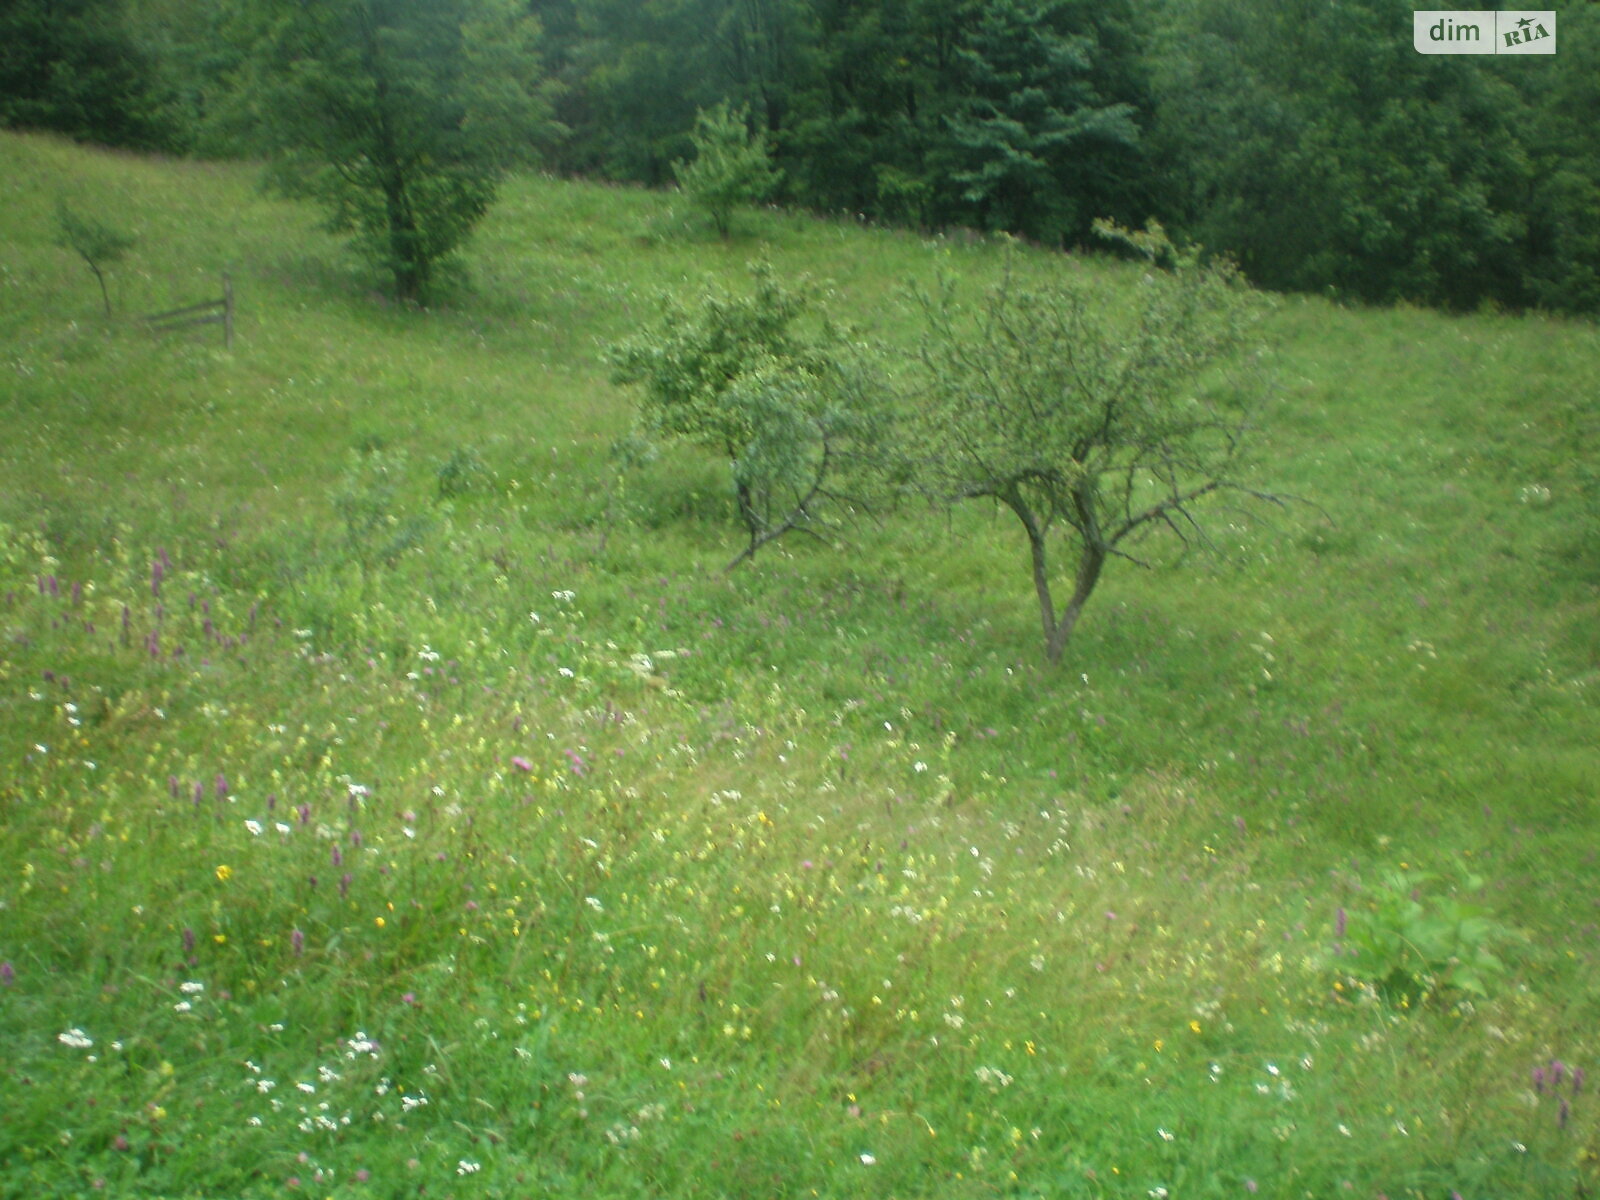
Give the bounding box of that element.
[608,264,890,569]
[554,0,811,183]
[674,101,783,238]
[1512,4,1600,313]
[945,0,1141,245]
[1148,0,1533,311]
[53,201,137,317]
[0,0,184,150]
[231,0,559,303]
[912,224,1277,663]
[777,0,1155,239]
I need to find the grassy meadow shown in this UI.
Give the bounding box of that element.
[1,130,1598,1198]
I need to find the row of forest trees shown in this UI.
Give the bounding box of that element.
[5,0,1600,315]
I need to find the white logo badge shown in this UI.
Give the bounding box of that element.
[1414,11,1555,54]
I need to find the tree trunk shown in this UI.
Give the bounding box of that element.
[385,178,425,303]
[1043,477,1110,663]
[1045,541,1106,664]
[1022,511,1057,652]
[91,263,111,316]
[1002,489,1065,661]
[1003,488,1108,664]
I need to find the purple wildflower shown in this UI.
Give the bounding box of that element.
[511,755,533,772]
[1334,907,1347,939]
[182,928,196,954]
[0,961,14,986]
[290,929,304,956]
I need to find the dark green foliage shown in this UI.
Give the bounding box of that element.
[944,0,1141,245]
[1512,6,1600,314]
[553,0,811,183]
[12,0,1600,316]
[1148,0,1546,311]
[233,0,560,303]
[0,0,184,150]
[539,0,1600,315]
[776,0,1153,240]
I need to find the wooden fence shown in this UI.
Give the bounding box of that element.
[143,273,233,348]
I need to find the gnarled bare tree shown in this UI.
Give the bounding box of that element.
[913,223,1279,662]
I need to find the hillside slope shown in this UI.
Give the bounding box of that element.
[2,132,1597,1198]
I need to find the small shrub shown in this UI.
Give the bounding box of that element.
[435,445,489,501]
[606,263,892,569]
[332,447,430,568]
[672,101,781,239]
[1333,864,1516,1006]
[53,200,136,317]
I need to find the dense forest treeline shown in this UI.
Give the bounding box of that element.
[6,0,1599,315]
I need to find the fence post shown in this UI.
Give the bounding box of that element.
[223,272,234,350]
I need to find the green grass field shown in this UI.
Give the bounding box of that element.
[2,131,1597,1198]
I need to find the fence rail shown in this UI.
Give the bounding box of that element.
[143,273,233,348]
